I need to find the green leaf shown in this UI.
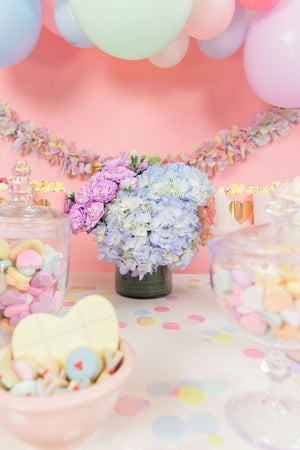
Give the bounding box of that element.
[148,156,161,166]
[69,192,75,201]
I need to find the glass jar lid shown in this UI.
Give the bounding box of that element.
[0,159,66,221]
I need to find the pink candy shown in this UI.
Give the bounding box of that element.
[16,249,43,270]
[30,293,54,314]
[31,271,55,288]
[0,290,26,306]
[4,303,30,318]
[240,312,268,336]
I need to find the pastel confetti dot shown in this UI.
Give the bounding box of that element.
[188,314,205,322]
[83,286,96,290]
[152,415,187,442]
[154,306,170,312]
[115,396,150,416]
[162,322,180,330]
[69,286,82,290]
[64,296,76,301]
[199,378,226,395]
[187,412,219,435]
[177,385,206,404]
[165,295,178,300]
[188,283,200,287]
[189,278,200,282]
[203,329,220,337]
[212,334,232,342]
[138,317,157,326]
[147,381,173,396]
[69,288,83,292]
[188,285,201,290]
[296,377,300,386]
[218,373,243,388]
[101,290,114,295]
[221,325,238,333]
[64,301,76,307]
[119,322,127,329]
[134,309,150,315]
[242,348,266,359]
[206,434,224,447]
[290,362,300,373]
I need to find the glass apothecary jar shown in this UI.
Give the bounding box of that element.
[208,187,300,450]
[0,160,70,335]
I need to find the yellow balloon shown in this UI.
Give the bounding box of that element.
[68,0,193,60]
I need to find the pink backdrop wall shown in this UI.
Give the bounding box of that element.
[0,27,299,274]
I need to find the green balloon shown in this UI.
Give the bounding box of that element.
[67,0,193,60]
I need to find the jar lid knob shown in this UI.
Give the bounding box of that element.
[8,159,34,206]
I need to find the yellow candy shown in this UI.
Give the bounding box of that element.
[0,239,10,260]
[286,281,300,298]
[6,266,32,284]
[9,239,44,261]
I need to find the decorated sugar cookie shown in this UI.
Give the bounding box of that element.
[12,295,119,366]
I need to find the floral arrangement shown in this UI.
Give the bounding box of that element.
[1,100,300,178]
[65,152,213,279]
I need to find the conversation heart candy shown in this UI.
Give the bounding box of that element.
[0,290,26,306]
[12,295,119,366]
[240,285,264,312]
[213,269,232,296]
[280,309,300,329]
[41,252,61,273]
[240,312,268,336]
[30,292,54,314]
[30,271,54,288]
[0,239,10,260]
[16,249,43,270]
[231,269,253,288]
[263,287,293,313]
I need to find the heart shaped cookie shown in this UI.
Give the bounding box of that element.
[12,295,119,366]
[228,200,253,224]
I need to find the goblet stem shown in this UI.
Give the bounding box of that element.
[261,345,291,412]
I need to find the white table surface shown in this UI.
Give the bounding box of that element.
[0,273,299,450]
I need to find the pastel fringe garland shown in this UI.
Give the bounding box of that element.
[1,100,300,178]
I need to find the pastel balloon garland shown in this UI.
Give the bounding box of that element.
[1,100,300,179]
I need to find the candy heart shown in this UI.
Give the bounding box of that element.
[0,272,7,296]
[30,271,55,288]
[41,252,61,273]
[240,312,267,336]
[213,269,232,296]
[12,295,119,366]
[0,290,26,306]
[240,285,264,312]
[263,287,293,313]
[262,311,283,328]
[280,309,300,329]
[231,269,253,288]
[9,311,31,328]
[16,249,43,270]
[30,293,54,314]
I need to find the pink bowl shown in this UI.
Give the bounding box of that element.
[0,339,135,448]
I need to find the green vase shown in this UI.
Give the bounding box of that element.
[115,265,172,299]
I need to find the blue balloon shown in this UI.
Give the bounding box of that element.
[0,0,41,67]
[55,0,93,48]
[197,2,248,60]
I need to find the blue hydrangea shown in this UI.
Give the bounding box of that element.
[92,163,213,280]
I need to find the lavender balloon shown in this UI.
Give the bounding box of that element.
[55,0,94,48]
[244,0,300,107]
[197,2,248,59]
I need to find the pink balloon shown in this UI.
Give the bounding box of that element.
[148,32,190,68]
[244,0,300,107]
[184,0,235,40]
[237,0,279,10]
[40,0,60,35]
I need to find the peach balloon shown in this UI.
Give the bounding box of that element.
[148,32,190,68]
[40,0,60,35]
[184,0,235,40]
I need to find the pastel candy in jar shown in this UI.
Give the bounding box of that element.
[209,192,300,346]
[0,159,70,330]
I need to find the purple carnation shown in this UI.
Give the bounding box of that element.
[68,204,86,234]
[102,165,136,183]
[82,202,104,233]
[64,196,74,214]
[119,177,137,190]
[75,184,92,205]
[91,179,118,203]
[136,160,149,173]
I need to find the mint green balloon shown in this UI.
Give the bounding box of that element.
[67,0,193,60]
